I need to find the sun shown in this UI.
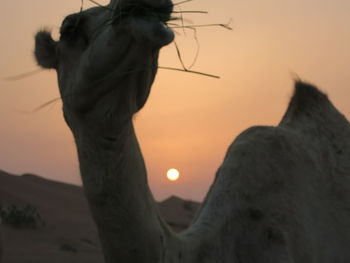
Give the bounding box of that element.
[166,168,180,181]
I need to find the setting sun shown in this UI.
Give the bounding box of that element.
[166,169,180,181]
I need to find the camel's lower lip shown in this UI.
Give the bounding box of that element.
[160,21,172,32]
[127,16,174,46]
[160,21,174,42]
[152,20,174,44]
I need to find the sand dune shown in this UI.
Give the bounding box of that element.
[0,170,199,263]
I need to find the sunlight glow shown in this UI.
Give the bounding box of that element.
[166,168,180,181]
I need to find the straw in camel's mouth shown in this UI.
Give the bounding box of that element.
[113,1,174,23]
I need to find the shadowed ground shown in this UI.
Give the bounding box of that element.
[0,170,199,263]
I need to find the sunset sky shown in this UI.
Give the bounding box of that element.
[0,0,349,201]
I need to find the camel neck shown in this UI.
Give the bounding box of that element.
[73,120,165,263]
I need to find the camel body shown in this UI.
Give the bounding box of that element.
[178,82,350,263]
[33,0,350,262]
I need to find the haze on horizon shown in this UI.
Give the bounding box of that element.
[0,0,349,201]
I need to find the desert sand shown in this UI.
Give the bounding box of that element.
[0,170,199,263]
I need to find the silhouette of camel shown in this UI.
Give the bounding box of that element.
[34,0,350,262]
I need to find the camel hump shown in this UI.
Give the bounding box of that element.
[280,81,349,129]
[287,81,329,113]
[281,81,331,121]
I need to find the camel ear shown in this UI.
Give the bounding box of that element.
[34,30,57,69]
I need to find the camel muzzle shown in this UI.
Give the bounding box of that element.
[109,0,173,18]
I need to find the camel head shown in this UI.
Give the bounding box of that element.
[34,0,174,133]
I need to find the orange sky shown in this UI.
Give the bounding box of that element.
[0,0,349,201]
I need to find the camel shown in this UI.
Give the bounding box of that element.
[34,0,350,262]
[0,219,2,263]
